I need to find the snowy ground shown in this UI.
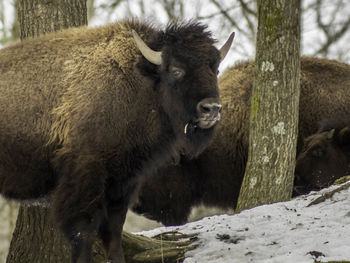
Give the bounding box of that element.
[137,182,350,263]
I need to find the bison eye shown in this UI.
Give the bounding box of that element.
[169,66,185,80]
[311,148,324,158]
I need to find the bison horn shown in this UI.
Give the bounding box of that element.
[219,32,235,62]
[132,30,162,65]
[184,123,189,134]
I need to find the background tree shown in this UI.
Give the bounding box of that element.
[6,1,88,262]
[236,0,301,211]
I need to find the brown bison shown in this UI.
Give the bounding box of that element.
[0,20,234,262]
[295,117,350,193]
[132,57,350,226]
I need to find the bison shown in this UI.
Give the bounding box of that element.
[294,117,350,193]
[132,57,350,226]
[0,20,234,262]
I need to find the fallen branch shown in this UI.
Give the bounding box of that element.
[307,180,350,207]
[7,206,198,263]
[122,231,198,263]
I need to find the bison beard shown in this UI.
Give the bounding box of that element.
[0,20,234,262]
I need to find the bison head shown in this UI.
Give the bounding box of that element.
[133,23,234,158]
[294,126,350,194]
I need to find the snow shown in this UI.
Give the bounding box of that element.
[136,182,350,263]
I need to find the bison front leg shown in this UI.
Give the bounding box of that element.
[52,156,107,263]
[99,205,128,263]
[99,177,137,263]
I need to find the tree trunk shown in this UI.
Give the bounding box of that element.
[17,0,87,39]
[0,199,18,262]
[7,207,71,262]
[236,0,301,211]
[7,1,87,262]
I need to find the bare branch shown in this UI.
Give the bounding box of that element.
[237,0,256,17]
[315,0,329,35]
[314,18,350,56]
[314,0,350,56]
[197,6,238,20]
[209,0,244,33]
[238,0,257,41]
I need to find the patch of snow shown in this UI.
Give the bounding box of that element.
[137,183,350,263]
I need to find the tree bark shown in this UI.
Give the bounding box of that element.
[7,1,86,262]
[17,0,87,39]
[7,207,71,262]
[236,0,301,211]
[0,199,18,262]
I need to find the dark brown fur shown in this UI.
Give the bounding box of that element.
[295,117,350,193]
[0,20,224,262]
[133,57,350,226]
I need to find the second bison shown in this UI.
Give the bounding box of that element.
[133,57,350,226]
[295,117,350,193]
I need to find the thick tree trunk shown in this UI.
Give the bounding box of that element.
[237,0,301,211]
[7,207,71,262]
[17,0,87,39]
[7,1,86,262]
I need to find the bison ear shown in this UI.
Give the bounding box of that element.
[327,128,335,139]
[337,127,350,145]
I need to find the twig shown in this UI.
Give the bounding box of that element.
[307,181,350,207]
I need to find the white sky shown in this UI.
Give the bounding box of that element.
[138,182,350,263]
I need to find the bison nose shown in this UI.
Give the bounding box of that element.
[199,103,222,115]
[197,98,222,117]
[196,98,222,129]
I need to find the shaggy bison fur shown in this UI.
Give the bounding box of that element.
[0,20,234,262]
[132,57,350,226]
[295,117,350,193]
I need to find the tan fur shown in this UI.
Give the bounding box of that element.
[0,20,161,160]
[211,57,350,157]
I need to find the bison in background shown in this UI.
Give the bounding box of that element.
[295,117,350,193]
[132,57,350,226]
[0,20,234,262]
